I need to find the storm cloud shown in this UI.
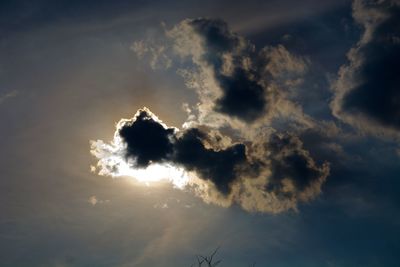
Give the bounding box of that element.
[332,0,400,136]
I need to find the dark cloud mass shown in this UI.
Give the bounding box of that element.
[173,18,276,122]
[133,17,311,127]
[332,0,400,134]
[94,107,330,212]
[118,109,247,194]
[173,128,247,194]
[215,68,266,122]
[119,110,176,167]
[93,18,331,212]
[266,133,329,201]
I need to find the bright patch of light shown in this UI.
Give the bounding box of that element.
[117,161,190,189]
[90,112,191,189]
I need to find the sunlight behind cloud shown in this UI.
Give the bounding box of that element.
[119,163,190,188]
[90,108,192,189]
[90,138,191,188]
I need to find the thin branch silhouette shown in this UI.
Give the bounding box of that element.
[190,247,221,267]
[189,247,255,267]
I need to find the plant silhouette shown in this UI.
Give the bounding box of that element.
[190,247,256,267]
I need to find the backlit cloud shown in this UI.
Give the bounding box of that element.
[331,0,400,136]
[91,107,329,213]
[91,18,331,213]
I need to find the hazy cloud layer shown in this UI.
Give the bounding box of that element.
[332,0,400,136]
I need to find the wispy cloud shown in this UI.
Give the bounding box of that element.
[0,90,18,104]
[88,195,110,206]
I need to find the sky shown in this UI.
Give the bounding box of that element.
[0,0,399,266]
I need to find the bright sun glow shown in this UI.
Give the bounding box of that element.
[90,137,191,189]
[90,109,193,189]
[117,161,190,189]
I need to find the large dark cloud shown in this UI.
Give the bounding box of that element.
[133,17,310,128]
[173,128,247,194]
[164,18,286,123]
[118,109,248,194]
[189,18,268,122]
[92,107,330,212]
[92,18,331,213]
[119,110,176,167]
[332,0,400,135]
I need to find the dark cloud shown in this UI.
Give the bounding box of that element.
[93,18,331,212]
[133,17,311,128]
[174,128,247,194]
[93,107,330,212]
[119,110,176,167]
[188,18,268,122]
[266,133,330,202]
[214,68,266,121]
[332,0,400,135]
[117,109,248,194]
